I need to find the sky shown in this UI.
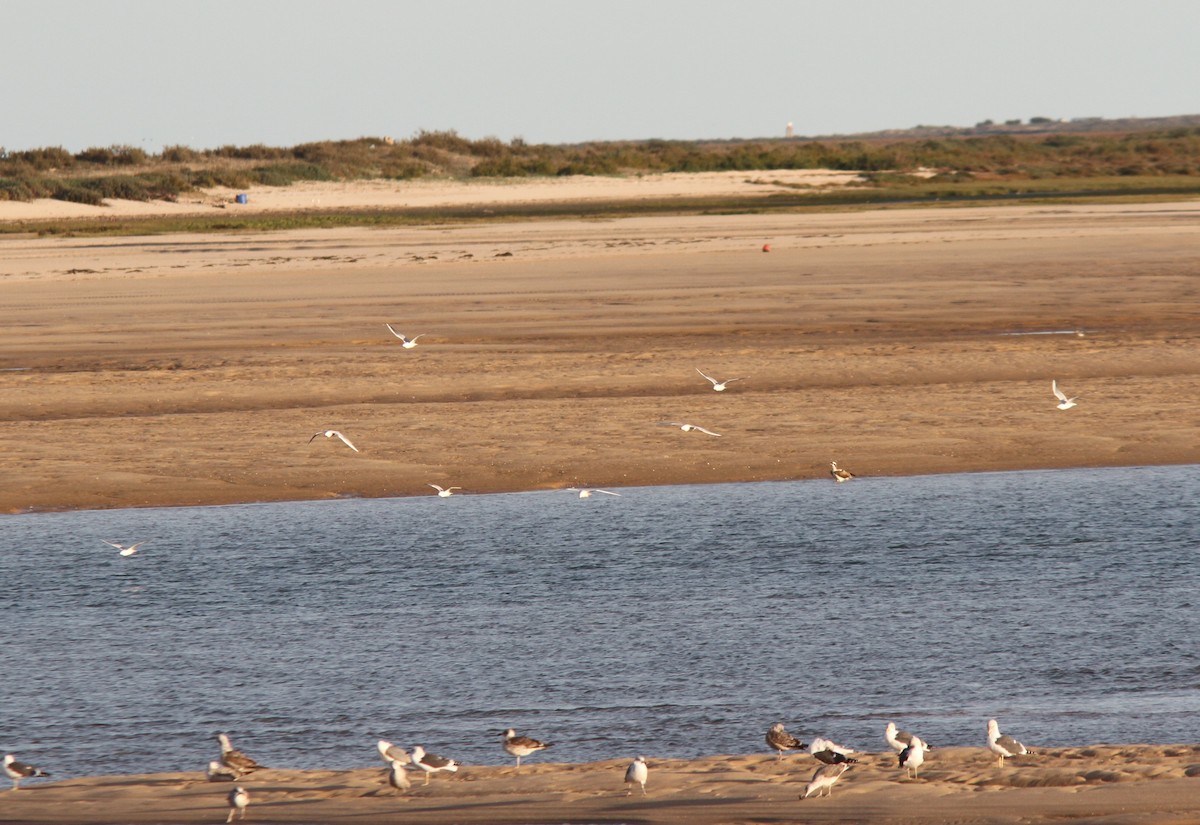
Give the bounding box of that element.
[3,0,1199,153]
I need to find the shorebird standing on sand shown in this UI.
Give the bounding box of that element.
[501,728,552,769]
[226,786,249,822]
[386,759,412,793]
[376,740,410,765]
[695,368,745,392]
[4,754,50,790]
[766,723,806,760]
[206,761,239,782]
[385,324,425,348]
[898,736,929,780]
[885,721,931,752]
[624,756,648,795]
[830,461,856,483]
[217,733,264,776]
[410,746,459,785]
[808,737,858,765]
[801,762,851,798]
[987,719,1033,767]
[309,430,359,452]
[1052,380,1078,410]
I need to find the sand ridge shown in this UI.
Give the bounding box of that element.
[2,190,1199,513]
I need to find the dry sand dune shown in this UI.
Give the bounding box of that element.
[6,745,1200,825]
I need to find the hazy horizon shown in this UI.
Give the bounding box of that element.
[4,0,1200,154]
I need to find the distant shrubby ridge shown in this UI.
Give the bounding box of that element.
[3,114,1200,205]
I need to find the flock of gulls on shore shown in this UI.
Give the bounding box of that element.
[5,718,1037,816]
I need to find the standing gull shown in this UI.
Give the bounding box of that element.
[696,368,745,392]
[217,733,264,776]
[376,740,410,765]
[801,762,851,798]
[501,728,552,769]
[428,483,461,497]
[885,721,931,752]
[898,736,929,780]
[309,430,359,452]
[386,759,412,793]
[566,487,621,498]
[624,756,648,795]
[206,761,239,782]
[385,324,425,348]
[765,723,806,760]
[987,719,1033,766]
[830,461,856,483]
[4,754,50,790]
[658,421,722,437]
[102,540,144,557]
[808,737,858,765]
[410,746,459,785]
[1052,380,1079,410]
[226,786,249,823]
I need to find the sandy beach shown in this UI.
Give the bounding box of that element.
[3,174,1200,820]
[2,175,1198,514]
[6,744,1200,825]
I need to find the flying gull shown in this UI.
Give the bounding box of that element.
[102,540,144,557]
[624,755,648,795]
[309,430,359,452]
[385,324,426,348]
[501,728,552,769]
[987,718,1033,766]
[566,487,621,498]
[658,421,722,437]
[4,754,50,790]
[801,762,852,798]
[428,484,461,497]
[226,786,249,823]
[1052,380,1078,410]
[410,746,459,784]
[830,461,856,483]
[695,368,745,392]
[765,722,805,760]
[898,735,929,780]
[217,733,264,776]
[206,760,239,782]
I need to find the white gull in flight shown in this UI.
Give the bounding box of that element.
[695,368,744,392]
[1052,380,1079,410]
[566,487,621,498]
[385,324,426,348]
[428,484,461,497]
[658,421,721,437]
[102,540,144,557]
[309,430,360,452]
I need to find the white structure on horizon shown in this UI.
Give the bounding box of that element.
[786,122,794,138]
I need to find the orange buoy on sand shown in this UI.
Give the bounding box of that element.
[762,243,771,252]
